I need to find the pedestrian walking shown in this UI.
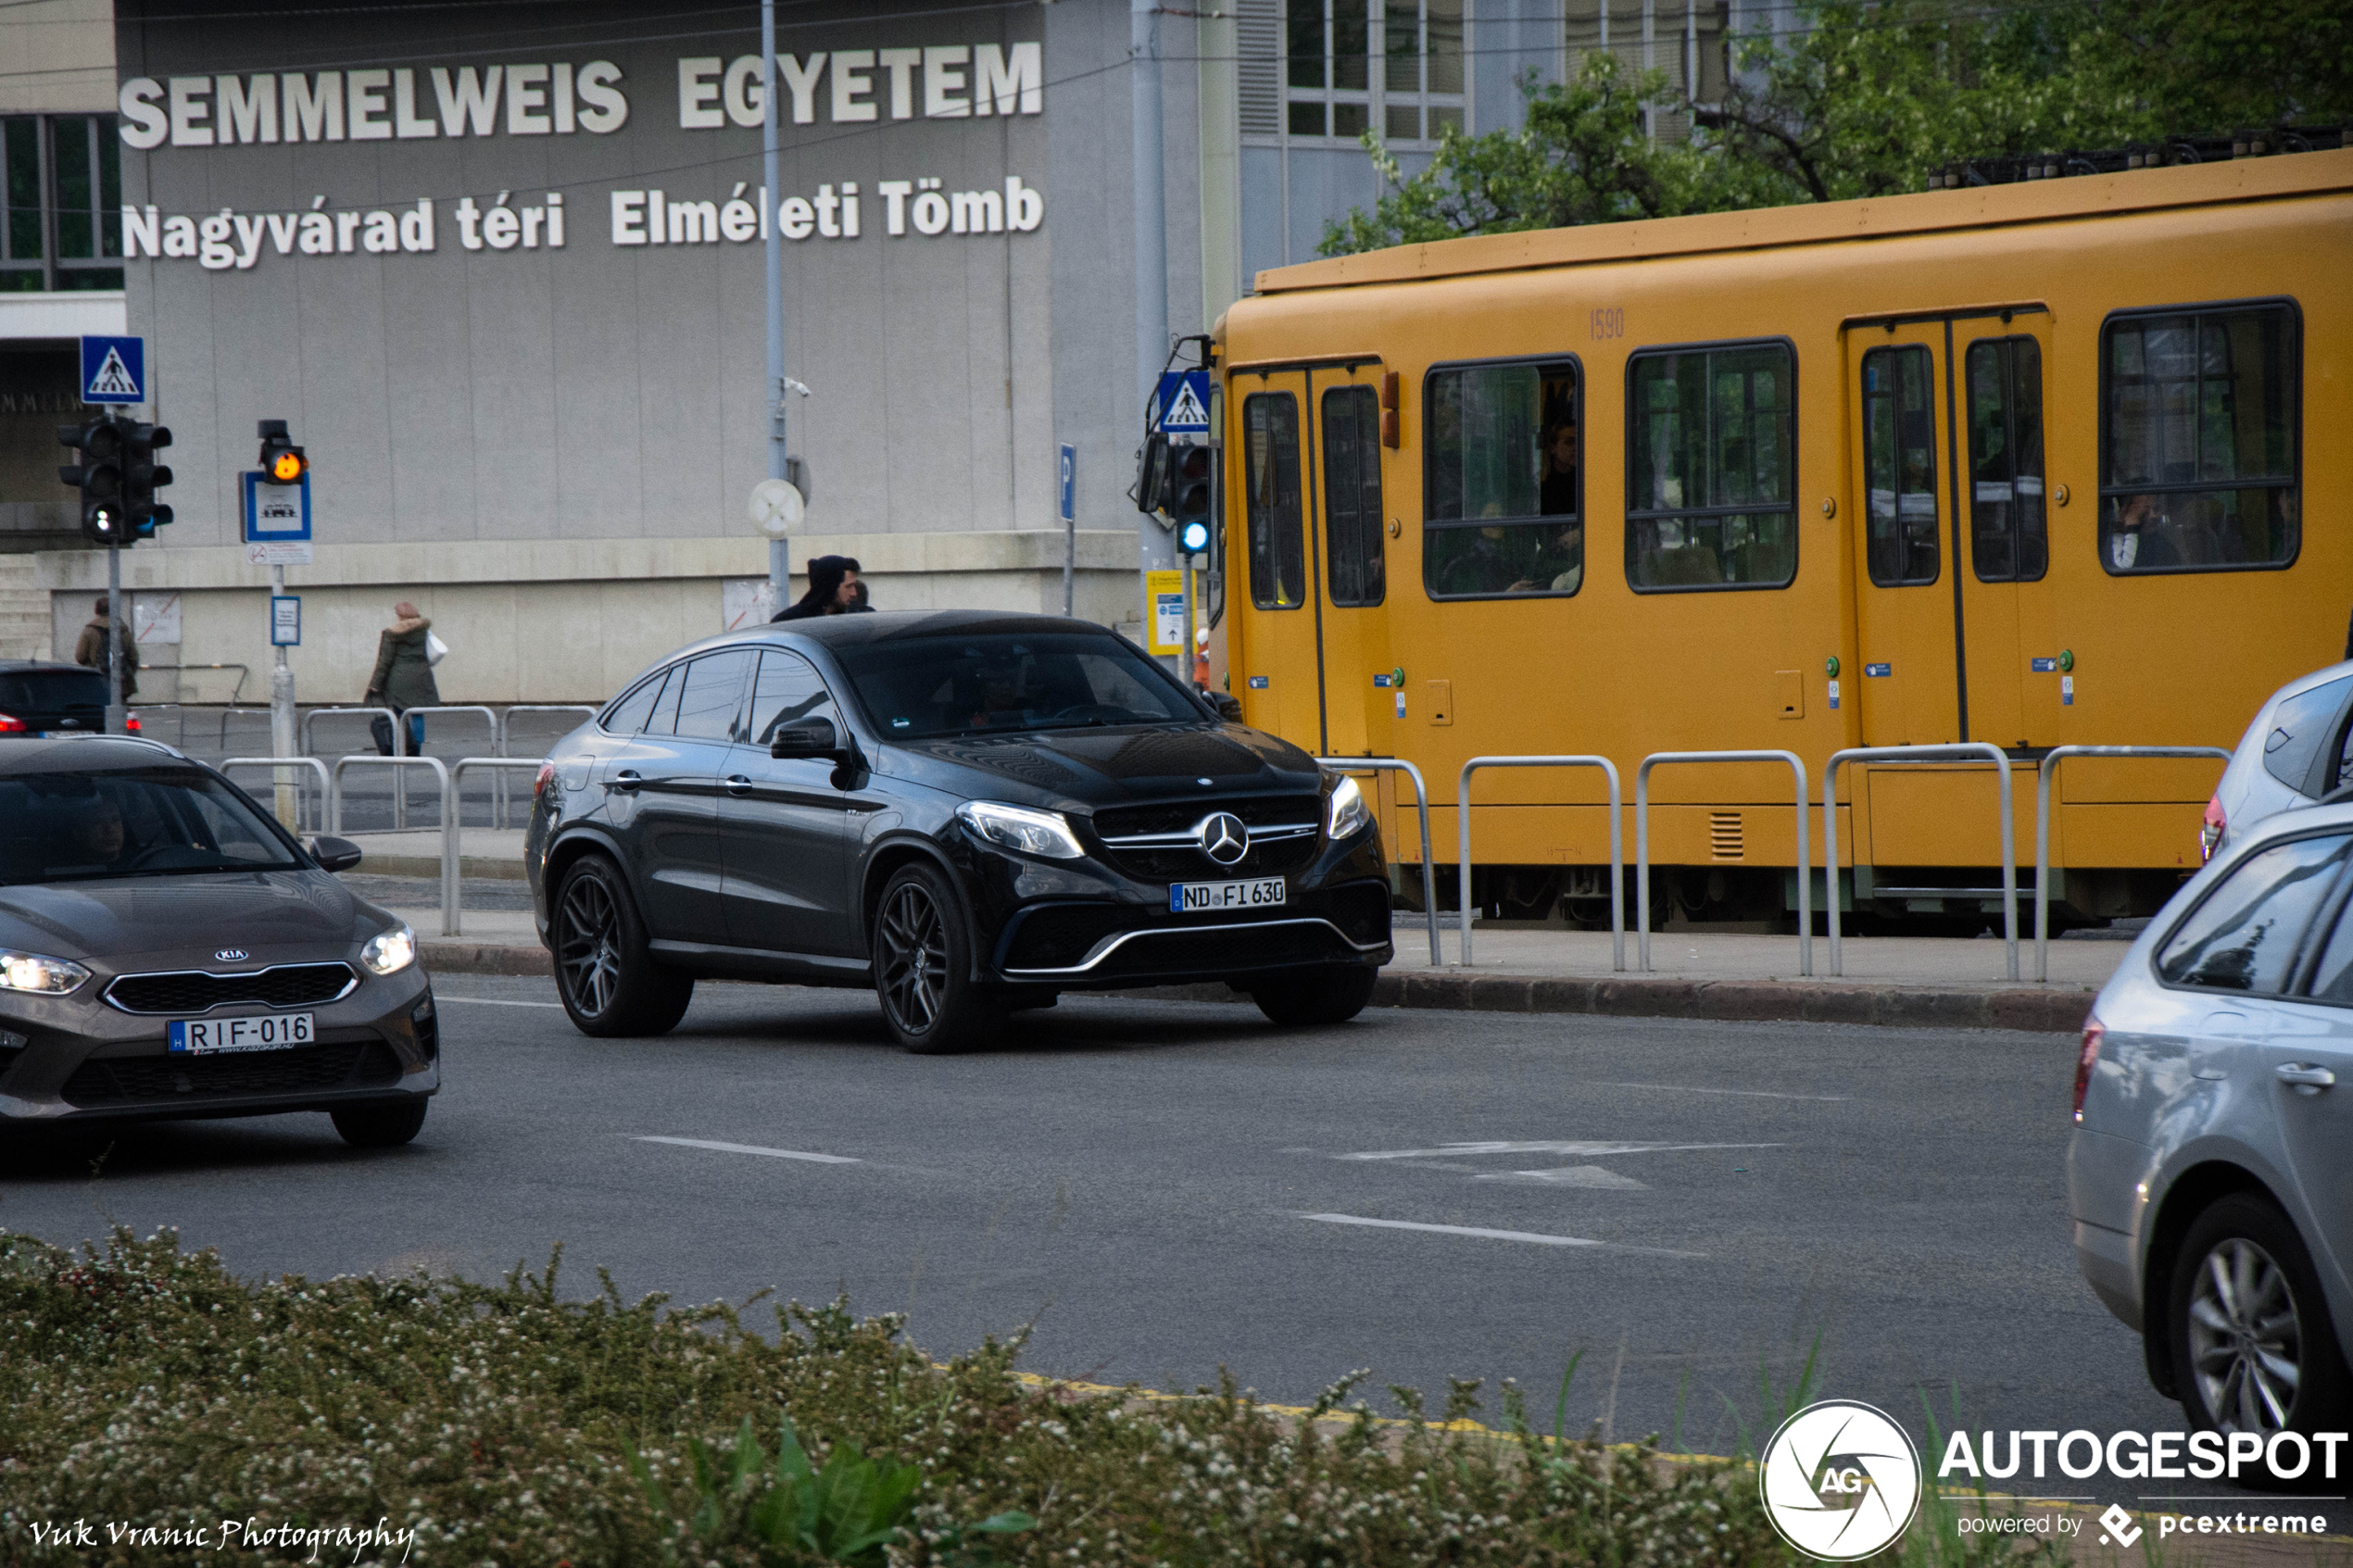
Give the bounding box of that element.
[71,596,138,700]
[363,601,439,755]
[772,556,864,621]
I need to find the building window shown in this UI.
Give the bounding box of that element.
[1283,0,1464,144]
[1626,341,1795,592]
[1,116,122,293]
[1423,359,1581,598]
[1861,345,1938,587]
[2100,302,2298,575]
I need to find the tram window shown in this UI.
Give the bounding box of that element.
[1243,393,1308,610]
[1422,358,1581,599]
[1967,337,2047,583]
[1626,342,1795,592]
[1322,384,1386,607]
[1861,345,1939,586]
[2101,303,2299,574]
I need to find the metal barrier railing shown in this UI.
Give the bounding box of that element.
[406,704,498,750]
[1636,750,1811,976]
[1313,756,1441,966]
[2035,745,2230,982]
[329,755,456,934]
[1457,756,1624,972]
[145,661,252,706]
[304,706,404,757]
[1822,743,2019,979]
[448,757,543,936]
[495,706,598,825]
[219,756,331,833]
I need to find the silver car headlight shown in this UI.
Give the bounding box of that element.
[1327,774,1374,839]
[955,801,1087,859]
[0,948,90,995]
[359,923,418,976]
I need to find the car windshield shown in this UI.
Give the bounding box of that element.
[0,671,107,712]
[834,632,1200,739]
[0,767,303,884]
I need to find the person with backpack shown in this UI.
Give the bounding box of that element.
[363,601,440,755]
[71,596,138,700]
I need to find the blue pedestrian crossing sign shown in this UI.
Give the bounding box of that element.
[80,335,145,404]
[1153,370,1211,435]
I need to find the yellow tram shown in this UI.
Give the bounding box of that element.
[1210,149,2353,926]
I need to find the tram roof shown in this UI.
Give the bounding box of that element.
[1250,146,2353,295]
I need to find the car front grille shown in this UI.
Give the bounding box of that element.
[1090,795,1322,882]
[106,963,358,1015]
[1092,796,1321,838]
[61,1038,403,1107]
[1000,899,1383,976]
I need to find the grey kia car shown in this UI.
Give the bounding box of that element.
[525,611,1393,1050]
[0,736,436,1144]
[2070,800,2353,1441]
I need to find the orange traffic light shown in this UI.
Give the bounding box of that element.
[258,419,307,485]
[270,448,306,483]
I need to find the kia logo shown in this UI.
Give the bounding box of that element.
[214,948,248,961]
[1197,812,1249,866]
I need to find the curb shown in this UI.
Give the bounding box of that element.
[420,940,2094,1033]
[362,854,529,883]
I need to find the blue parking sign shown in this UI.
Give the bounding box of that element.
[80,336,145,404]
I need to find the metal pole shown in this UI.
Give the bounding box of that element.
[1063,510,1075,617]
[1180,554,1196,688]
[1132,0,1169,670]
[762,0,789,618]
[268,561,297,828]
[104,538,125,734]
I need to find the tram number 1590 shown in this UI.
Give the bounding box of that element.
[1588,307,1626,341]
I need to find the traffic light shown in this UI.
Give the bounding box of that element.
[57,418,128,546]
[122,421,174,538]
[258,419,307,483]
[1170,445,1212,555]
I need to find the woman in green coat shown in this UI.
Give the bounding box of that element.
[364,601,439,754]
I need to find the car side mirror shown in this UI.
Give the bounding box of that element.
[309,834,363,873]
[770,718,840,760]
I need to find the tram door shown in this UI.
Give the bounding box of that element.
[1847,312,2056,746]
[1231,365,1394,759]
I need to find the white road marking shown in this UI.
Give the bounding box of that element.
[436,996,564,1009]
[1339,1140,1781,1161]
[1476,1166,1650,1189]
[1295,1212,1702,1257]
[632,1135,859,1165]
[1595,1081,1850,1102]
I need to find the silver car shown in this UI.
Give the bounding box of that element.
[2070,802,2353,1438]
[2203,659,2353,861]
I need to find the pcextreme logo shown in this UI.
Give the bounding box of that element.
[1759,1400,1925,1561]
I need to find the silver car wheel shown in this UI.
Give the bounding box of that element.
[556,873,623,1019]
[2187,1236,2304,1433]
[876,881,949,1036]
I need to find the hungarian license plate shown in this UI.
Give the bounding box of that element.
[168,1013,315,1055]
[1170,878,1286,913]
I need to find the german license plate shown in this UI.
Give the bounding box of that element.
[168,1013,315,1055]
[1170,878,1286,913]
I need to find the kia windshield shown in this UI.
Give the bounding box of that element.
[834,633,1200,740]
[0,768,303,884]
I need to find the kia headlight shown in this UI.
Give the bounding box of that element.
[1327,774,1374,839]
[955,801,1087,859]
[0,948,89,995]
[359,923,418,976]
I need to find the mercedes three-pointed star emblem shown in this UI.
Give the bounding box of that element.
[1197,811,1249,866]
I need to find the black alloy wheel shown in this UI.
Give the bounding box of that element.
[2169,1193,2353,1454]
[1249,964,1378,1027]
[873,862,997,1053]
[552,855,693,1037]
[331,1098,428,1148]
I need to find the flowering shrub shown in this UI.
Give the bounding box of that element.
[0,1229,2056,1567]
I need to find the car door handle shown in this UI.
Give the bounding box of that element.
[608,769,642,793]
[2275,1063,2337,1093]
[724,774,753,797]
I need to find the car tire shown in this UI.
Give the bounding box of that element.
[1249,964,1378,1027]
[551,855,694,1037]
[872,862,999,1054]
[331,1098,427,1148]
[2168,1193,2353,1449]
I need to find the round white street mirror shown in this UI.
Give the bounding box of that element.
[749,478,804,536]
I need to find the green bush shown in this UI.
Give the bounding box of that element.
[0,1228,2058,1567]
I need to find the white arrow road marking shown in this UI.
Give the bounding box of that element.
[632,1135,859,1165]
[1475,1166,1650,1189]
[1338,1140,1782,1161]
[1295,1212,1703,1257]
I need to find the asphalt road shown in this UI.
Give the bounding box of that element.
[0,979,2304,1516]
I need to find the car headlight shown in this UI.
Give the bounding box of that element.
[1327,773,1374,839]
[359,923,418,976]
[955,801,1087,859]
[0,949,89,995]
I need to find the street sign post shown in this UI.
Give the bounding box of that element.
[1058,443,1076,616]
[1146,568,1185,657]
[242,470,314,565]
[79,336,145,404]
[247,427,313,826]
